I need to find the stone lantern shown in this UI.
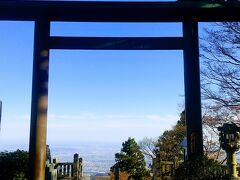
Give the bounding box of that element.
[218,123,240,179]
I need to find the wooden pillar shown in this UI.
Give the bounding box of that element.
[183,18,203,158]
[29,17,50,180]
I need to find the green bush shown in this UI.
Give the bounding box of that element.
[0,150,29,179]
[174,155,226,180]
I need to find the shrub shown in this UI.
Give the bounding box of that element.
[0,150,29,179]
[174,155,226,180]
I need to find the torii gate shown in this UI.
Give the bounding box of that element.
[1,1,240,179]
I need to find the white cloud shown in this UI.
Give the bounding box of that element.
[48,113,178,122]
[1,112,179,143]
[46,112,178,141]
[4,114,30,121]
[145,114,178,122]
[48,113,97,121]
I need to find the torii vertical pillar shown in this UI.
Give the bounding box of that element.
[29,17,50,180]
[183,18,203,158]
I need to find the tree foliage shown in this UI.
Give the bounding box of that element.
[175,155,225,180]
[0,150,29,179]
[114,137,148,179]
[155,111,186,161]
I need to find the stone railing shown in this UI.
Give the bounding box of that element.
[56,162,73,178]
[152,159,228,180]
[46,153,83,180]
[152,157,181,180]
[159,161,176,177]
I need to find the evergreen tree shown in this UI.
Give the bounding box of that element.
[156,111,186,161]
[0,150,29,179]
[114,137,147,179]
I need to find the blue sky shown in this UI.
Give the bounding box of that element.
[0,17,209,146]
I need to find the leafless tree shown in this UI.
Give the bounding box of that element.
[200,22,240,161]
[201,22,240,111]
[138,137,157,160]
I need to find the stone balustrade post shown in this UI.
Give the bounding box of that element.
[79,158,83,180]
[73,154,79,180]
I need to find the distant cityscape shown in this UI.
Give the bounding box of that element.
[1,141,153,178]
[1,142,119,173]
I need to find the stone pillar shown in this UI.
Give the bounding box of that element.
[227,150,238,178]
[183,18,203,158]
[29,17,50,180]
[79,158,83,180]
[73,154,80,180]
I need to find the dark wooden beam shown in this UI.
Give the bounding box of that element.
[183,18,203,158]
[50,37,184,50]
[0,1,240,22]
